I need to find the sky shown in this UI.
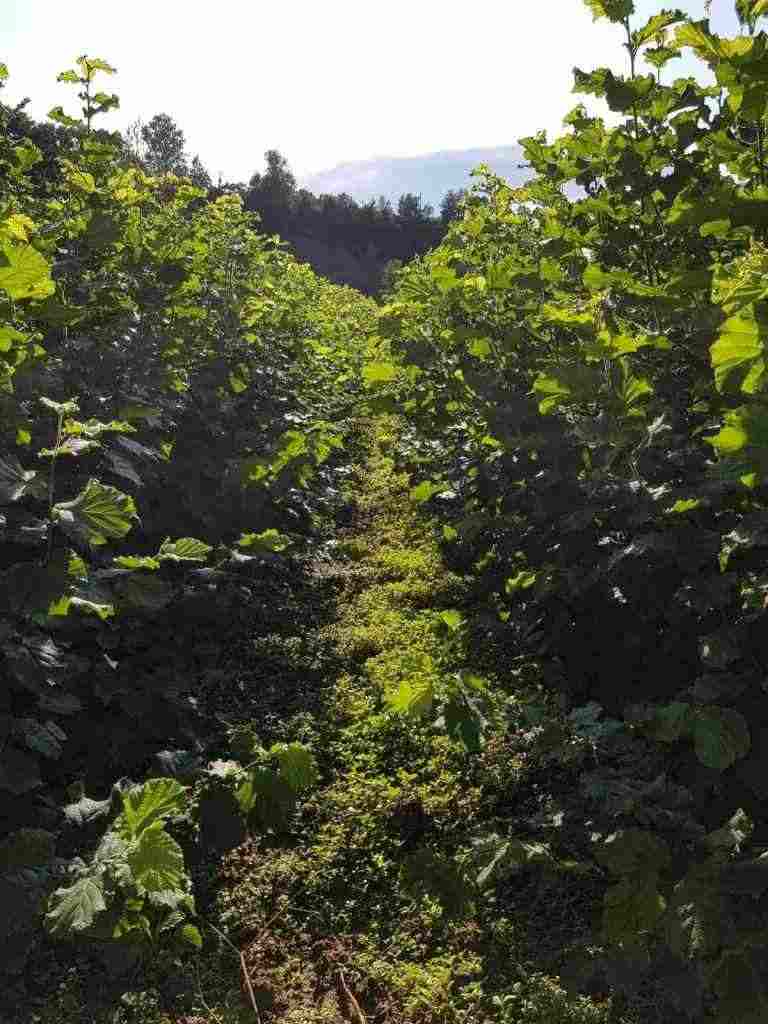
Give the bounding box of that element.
[0,1,745,185]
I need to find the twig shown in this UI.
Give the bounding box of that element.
[204,913,285,1023]
[240,949,262,1024]
[338,968,367,1024]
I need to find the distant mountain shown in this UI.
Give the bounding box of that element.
[301,145,530,208]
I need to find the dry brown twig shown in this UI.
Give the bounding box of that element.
[338,968,367,1024]
[204,913,284,1024]
[240,950,262,1024]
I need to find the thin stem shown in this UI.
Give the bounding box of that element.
[624,19,640,140]
[757,120,766,188]
[46,411,64,564]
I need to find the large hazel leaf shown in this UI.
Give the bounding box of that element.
[126,822,185,895]
[0,243,55,300]
[710,305,768,393]
[236,766,296,831]
[707,405,768,481]
[52,478,138,547]
[45,876,106,936]
[693,707,750,772]
[237,529,291,553]
[385,677,434,718]
[595,829,672,877]
[603,877,666,944]
[118,778,186,838]
[157,537,212,562]
[270,742,318,793]
[0,455,41,504]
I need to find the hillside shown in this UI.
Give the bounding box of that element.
[302,145,530,206]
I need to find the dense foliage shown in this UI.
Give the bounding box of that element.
[364,2,768,1018]
[0,54,374,977]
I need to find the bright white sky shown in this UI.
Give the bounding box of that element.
[0,1,743,184]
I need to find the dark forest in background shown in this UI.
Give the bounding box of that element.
[2,95,470,294]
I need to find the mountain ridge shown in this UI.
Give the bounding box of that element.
[301,144,529,207]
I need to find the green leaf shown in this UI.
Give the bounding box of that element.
[603,877,666,944]
[113,555,160,570]
[693,707,750,772]
[700,219,731,238]
[469,337,492,359]
[711,306,768,392]
[705,808,754,855]
[666,498,700,514]
[40,396,79,417]
[410,480,443,504]
[63,418,135,438]
[472,834,552,888]
[236,766,296,831]
[384,677,434,718]
[0,244,55,300]
[618,368,653,409]
[505,570,537,595]
[633,10,687,46]
[0,325,32,351]
[69,581,115,620]
[583,0,634,21]
[270,742,318,793]
[38,439,101,458]
[362,362,398,385]
[157,536,212,562]
[648,701,693,743]
[77,56,117,78]
[595,829,671,876]
[533,365,600,414]
[0,454,40,503]
[439,693,488,752]
[64,168,96,193]
[237,529,291,552]
[117,403,162,425]
[47,105,81,128]
[674,20,726,62]
[179,923,202,948]
[126,822,185,895]
[707,405,768,479]
[439,609,463,632]
[52,479,138,547]
[118,779,186,838]
[115,573,172,612]
[45,876,106,936]
[62,792,112,829]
